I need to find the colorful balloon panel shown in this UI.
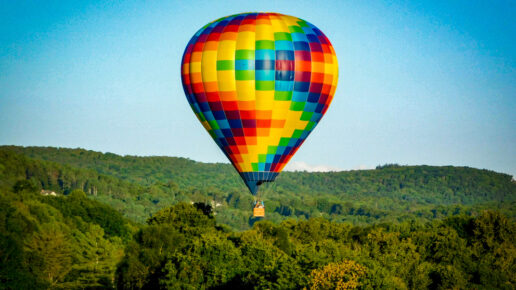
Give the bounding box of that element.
[181,12,338,194]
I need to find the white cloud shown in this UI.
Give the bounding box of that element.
[351,165,375,170]
[284,162,375,172]
[284,161,342,172]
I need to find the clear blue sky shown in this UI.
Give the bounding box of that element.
[1,0,515,177]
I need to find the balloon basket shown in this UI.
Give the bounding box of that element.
[253,207,265,218]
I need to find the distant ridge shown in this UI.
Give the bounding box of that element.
[1,145,515,230]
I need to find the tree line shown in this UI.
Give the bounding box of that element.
[0,146,515,288]
[1,146,515,231]
[1,185,514,289]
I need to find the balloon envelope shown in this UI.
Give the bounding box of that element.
[181,12,338,194]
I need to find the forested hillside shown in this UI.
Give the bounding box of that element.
[1,146,515,230]
[1,146,515,289]
[115,203,516,289]
[1,189,515,289]
[0,185,134,289]
[6,146,515,205]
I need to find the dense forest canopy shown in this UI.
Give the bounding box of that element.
[5,146,514,202]
[0,186,132,289]
[1,146,515,289]
[1,146,515,230]
[1,188,515,289]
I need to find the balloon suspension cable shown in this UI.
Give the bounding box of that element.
[257,182,262,203]
[257,180,276,204]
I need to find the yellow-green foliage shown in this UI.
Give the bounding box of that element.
[309,260,367,289]
[0,188,130,289]
[1,146,516,289]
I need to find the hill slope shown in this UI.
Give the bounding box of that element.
[2,146,515,288]
[0,184,132,288]
[1,146,515,229]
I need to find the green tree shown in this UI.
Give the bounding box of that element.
[24,224,72,287]
[309,260,367,290]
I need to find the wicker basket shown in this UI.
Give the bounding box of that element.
[253,207,265,217]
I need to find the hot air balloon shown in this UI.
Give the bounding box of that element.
[181,12,338,216]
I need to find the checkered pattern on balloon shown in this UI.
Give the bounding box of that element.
[181,12,338,194]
